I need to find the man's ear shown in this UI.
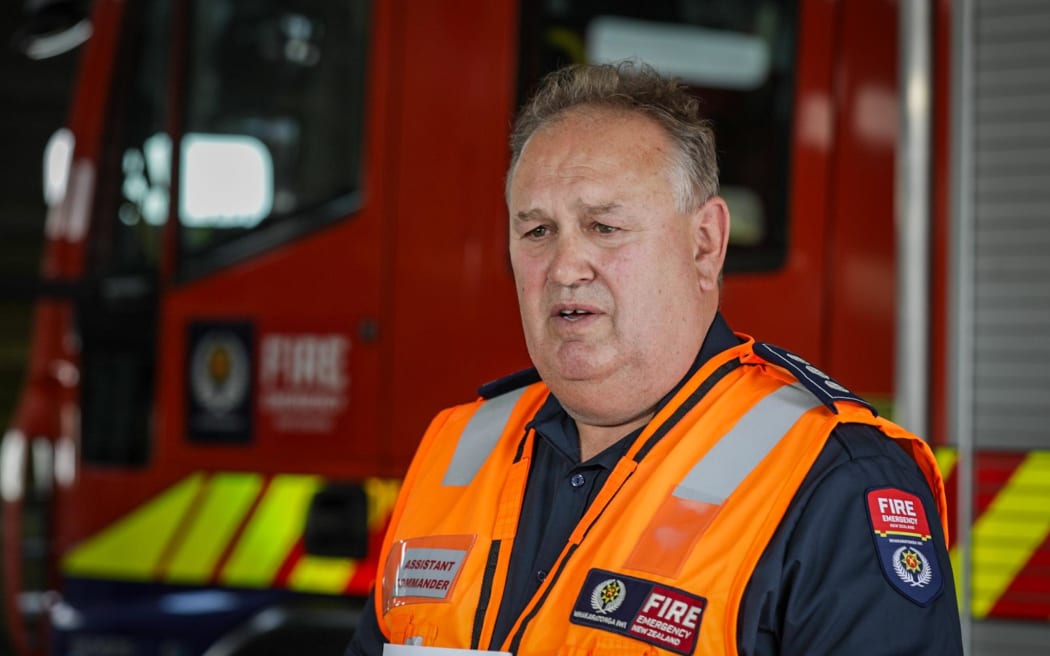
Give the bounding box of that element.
[693,196,730,292]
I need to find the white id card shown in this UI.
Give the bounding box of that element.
[383,645,510,655]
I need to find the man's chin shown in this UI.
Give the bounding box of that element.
[540,365,624,405]
[539,359,611,385]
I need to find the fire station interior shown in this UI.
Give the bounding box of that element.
[1,0,1049,655]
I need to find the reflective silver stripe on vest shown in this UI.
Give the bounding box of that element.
[442,387,529,486]
[674,383,821,505]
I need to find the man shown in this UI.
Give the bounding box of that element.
[349,62,962,655]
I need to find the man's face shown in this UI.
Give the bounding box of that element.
[507,108,726,426]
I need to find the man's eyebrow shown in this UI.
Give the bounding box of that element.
[515,203,621,222]
[515,208,548,222]
[577,201,621,217]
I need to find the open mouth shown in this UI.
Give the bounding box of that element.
[558,309,593,322]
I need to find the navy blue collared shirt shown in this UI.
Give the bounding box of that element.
[348,314,963,654]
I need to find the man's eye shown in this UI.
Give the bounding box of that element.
[593,222,617,235]
[525,225,549,239]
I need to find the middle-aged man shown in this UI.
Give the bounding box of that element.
[348,62,963,655]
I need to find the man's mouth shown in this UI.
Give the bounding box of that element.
[559,309,593,322]
[552,303,601,323]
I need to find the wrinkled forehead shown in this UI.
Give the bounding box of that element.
[506,107,679,201]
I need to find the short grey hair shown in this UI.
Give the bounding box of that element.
[507,61,719,211]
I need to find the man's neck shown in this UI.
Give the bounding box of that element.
[576,413,653,461]
[563,313,738,462]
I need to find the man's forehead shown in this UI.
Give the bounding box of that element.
[514,126,665,184]
[507,108,678,214]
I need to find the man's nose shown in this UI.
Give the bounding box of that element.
[547,233,594,287]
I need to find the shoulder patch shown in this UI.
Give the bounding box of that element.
[753,342,877,416]
[477,367,541,399]
[865,487,944,606]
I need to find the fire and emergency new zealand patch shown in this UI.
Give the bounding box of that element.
[865,487,943,606]
[570,569,706,655]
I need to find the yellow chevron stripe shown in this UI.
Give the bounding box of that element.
[934,447,963,605]
[933,446,957,481]
[61,473,401,592]
[63,475,203,579]
[288,555,357,593]
[364,477,401,530]
[164,473,263,583]
[970,452,1050,618]
[220,474,321,588]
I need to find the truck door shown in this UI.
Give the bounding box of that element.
[76,0,378,481]
[157,0,381,477]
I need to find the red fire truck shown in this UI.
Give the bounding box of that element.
[3,0,1048,654]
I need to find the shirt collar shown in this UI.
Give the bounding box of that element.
[530,312,741,466]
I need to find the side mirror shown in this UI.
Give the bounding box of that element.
[13,0,92,60]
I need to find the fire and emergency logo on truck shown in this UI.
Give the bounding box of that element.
[186,320,354,441]
[187,321,254,442]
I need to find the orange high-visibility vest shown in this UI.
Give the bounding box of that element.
[374,337,948,655]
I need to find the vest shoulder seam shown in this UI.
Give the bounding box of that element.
[751,342,878,416]
[477,367,542,399]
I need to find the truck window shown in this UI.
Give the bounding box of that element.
[518,0,797,272]
[177,0,369,277]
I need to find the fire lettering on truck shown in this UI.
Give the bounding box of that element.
[259,332,351,433]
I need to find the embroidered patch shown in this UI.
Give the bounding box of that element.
[865,488,943,606]
[570,569,706,655]
[754,343,877,415]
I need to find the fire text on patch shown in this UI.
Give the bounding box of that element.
[570,569,707,655]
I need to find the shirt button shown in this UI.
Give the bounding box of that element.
[536,570,547,582]
[570,473,586,488]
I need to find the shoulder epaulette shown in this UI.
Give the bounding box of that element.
[753,342,878,416]
[477,367,542,400]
